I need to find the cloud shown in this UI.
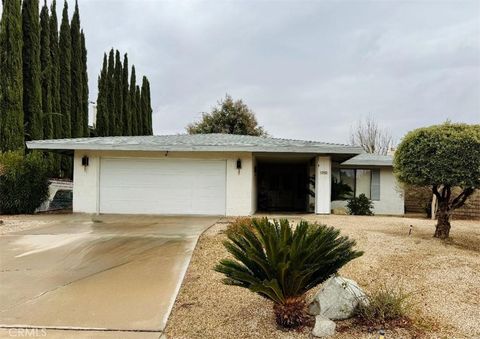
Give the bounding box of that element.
[22,0,480,143]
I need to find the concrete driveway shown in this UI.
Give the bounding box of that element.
[0,214,219,338]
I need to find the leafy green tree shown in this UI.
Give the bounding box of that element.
[22,0,43,141]
[394,123,480,238]
[59,1,72,176]
[49,0,61,140]
[80,29,88,135]
[0,0,24,151]
[40,0,53,140]
[70,0,83,137]
[122,53,130,135]
[106,48,115,135]
[215,218,363,328]
[114,50,123,135]
[95,53,108,136]
[129,65,137,136]
[187,94,267,136]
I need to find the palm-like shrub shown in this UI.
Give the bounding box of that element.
[214,218,363,329]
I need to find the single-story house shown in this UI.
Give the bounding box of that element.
[27,134,404,216]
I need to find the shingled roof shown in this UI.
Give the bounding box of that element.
[341,153,393,166]
[27,133,363,155]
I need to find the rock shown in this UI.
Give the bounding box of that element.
[308,276,366,320]
[311,315,336,337]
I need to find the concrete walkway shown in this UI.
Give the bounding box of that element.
[0,214,218,338]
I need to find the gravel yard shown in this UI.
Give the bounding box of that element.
[165,215,480,339]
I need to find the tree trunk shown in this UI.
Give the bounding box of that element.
[273,296,309,329]
[434,204,451,239]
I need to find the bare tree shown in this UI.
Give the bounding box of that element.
[349,115,393,155]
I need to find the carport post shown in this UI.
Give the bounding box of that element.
[315,156,331,214]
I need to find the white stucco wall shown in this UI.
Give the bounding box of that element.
[315,156,332,214]
[73,152,100,213]
[331,167,404,215]
[73,150,255,216]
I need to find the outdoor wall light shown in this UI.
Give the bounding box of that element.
[236,159,242,174]
[81,155,89,167]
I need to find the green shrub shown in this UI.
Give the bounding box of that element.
[0,151,50,214]
[215,218,363,329]
[347,193,374,215]
[355,285,413,326]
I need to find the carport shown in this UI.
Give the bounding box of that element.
[255,154,315,212]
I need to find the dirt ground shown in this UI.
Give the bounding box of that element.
[165,215,480,339]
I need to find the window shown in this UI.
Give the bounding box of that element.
[331,168,380,201]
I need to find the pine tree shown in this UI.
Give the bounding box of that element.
[80,30,88,136]
[140,76,153,135]
[95,53,108,136]
[40,0,53,140]
[122,53,130,135]
[114,50,123,135]
[106,48,115,136]
[49,0,61,140]
[59,1,72,177]
[22,0,43,141]
[135,85,141,135]
[129,65,137,136]
[0,0,24,151]
[70,0,82,137]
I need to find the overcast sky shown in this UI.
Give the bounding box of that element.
[4,0,480,143]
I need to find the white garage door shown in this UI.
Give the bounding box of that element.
[99,158,226,215]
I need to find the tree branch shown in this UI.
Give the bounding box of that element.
[432,185,442,201]
[451,187,475,210]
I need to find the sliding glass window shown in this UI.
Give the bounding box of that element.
[331,168,380,201]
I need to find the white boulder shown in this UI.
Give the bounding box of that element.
[311,315,336,337]
[308,276,366,320]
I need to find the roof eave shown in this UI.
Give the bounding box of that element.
[26,142,363,155]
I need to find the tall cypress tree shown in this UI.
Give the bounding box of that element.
[49,0,61,140]
[0,0,24,151]
[122,53,130,136]
[70,0,82,137]
[59,1,72,177]
[135,85,141,135]
[40,0,53,140]
[106,48,115,136]
[129,65,137,136]
[95,53,108,136]
[80,30,88,136]
[22,0,43,141]
[113,50,123,135]
[59,0,71,139]
[49,0,61,176]
[140,76,152,135]
[146,77,153,135]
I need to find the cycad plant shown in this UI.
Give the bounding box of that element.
[214,218,363,329]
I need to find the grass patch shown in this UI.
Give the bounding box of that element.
[223,217,256,237]
[355,285,413,329]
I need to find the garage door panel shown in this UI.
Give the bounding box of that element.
[99,158,226,215]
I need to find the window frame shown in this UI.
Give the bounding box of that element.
[331,167,381,201]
